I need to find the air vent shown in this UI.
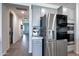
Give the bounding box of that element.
[16,7,27,11]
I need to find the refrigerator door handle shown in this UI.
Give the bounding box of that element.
[52,31,55,40]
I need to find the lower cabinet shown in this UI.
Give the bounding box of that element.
[32,39,42,56]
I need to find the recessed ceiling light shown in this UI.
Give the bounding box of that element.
[41,8,46,16]
[63,8,67,12]
[41,8,45,14]
[21,11,25,14]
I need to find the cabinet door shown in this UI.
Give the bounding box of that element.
[32,43,42,56]
[32,40,42,56]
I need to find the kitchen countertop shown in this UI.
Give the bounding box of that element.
[32,36,43,40]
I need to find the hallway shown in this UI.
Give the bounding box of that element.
[4,34,31,56]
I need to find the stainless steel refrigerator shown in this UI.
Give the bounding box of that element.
[40,14,67,56]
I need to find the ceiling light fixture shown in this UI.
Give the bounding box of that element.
[63,7,67,12]
[41,8,45,14]
[21,11,25,14]
[41,8,46,16]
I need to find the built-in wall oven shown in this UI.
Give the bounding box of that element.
[67,23,74,42]
[56,14,67,40]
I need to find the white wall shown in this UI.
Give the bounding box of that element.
[2,4,21,55]
[75,3,79,54]
[12,12,21,43]
[0,3,2,55]
[8,6,22,44]
[18,18,23,38]
[2,4,10,55]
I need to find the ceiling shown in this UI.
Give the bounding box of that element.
[15,7,29,19]
[5,3,29,19]
[50,3,76,9]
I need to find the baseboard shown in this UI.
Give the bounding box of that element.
[2,51,7,56]
[0,51,2,56]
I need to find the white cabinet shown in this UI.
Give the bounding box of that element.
[57,6,75,21]
[63,8,74,20]
[32,37,43,56]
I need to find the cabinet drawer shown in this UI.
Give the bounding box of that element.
[32,40,42,44]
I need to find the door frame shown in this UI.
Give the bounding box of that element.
[9,11,13,46]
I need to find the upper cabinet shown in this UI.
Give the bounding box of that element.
[57,6,76,22]
[32,6,41,27]
[63,7,74,20]
[57,6,63,14]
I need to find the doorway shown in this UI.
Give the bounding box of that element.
[9,12,13,46]
[3,3,31,56]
